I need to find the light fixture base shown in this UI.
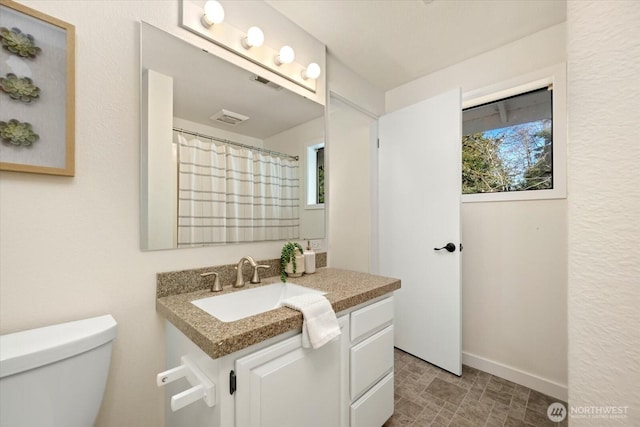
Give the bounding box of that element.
[201,15,213,28]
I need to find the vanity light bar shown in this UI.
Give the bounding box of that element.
[195,1,322,82]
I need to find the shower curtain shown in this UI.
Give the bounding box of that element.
[177,135,299,246]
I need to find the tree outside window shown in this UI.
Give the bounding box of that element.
[462,88,552,195]
[316,147,324,204]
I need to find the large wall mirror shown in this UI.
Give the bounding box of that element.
[140,23,325,251]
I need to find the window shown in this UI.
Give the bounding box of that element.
[463,87,552,194]
[306,142,324,207]
[461,64,566,202]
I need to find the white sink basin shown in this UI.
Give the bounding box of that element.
[192,282,325,322]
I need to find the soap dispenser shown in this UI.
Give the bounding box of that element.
[304,240,316,274]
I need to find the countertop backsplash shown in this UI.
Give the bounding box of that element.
[157,252,327,298]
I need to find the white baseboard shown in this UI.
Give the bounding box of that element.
[462,351,568,401]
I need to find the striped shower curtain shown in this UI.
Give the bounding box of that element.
[177,135,299,246]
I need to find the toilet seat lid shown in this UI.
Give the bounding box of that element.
[0,314,117,378]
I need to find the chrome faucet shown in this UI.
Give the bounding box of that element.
[234,256,270,287]
[234,256,256,288]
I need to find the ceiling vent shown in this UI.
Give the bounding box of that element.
[250,75,282,90]
[209,109,249,126]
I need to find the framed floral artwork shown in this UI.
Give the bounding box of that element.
[0,0,75,176]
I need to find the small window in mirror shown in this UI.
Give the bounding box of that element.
[307,143,325,208]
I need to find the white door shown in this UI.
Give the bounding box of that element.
[378,88,462,375]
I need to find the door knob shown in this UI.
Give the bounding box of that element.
[434,243,456,252]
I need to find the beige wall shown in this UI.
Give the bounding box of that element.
[385,23,568,398]
[461,200,567,394]
[327,56,385,117]
[324,55,384,272]
[327,97,377,273]
[0,1,329,426]
[567,1,640,423]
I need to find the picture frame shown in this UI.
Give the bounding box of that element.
[0,0,75,176]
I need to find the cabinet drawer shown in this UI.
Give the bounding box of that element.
[350,372,394,427]
[350,325,393,401]
[350,296,394,343]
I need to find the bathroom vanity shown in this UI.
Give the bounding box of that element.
[156,268,400,427]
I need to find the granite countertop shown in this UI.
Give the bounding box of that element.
[156,268,401,359]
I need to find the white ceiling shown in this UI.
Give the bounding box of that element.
[267,0,567,91]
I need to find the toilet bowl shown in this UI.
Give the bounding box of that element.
[0,314,117,427]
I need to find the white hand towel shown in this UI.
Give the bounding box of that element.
[282,294,341,349]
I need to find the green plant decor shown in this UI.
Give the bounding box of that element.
[280,241,304,282]
[0,27,41,58]
[0,119,39,146]
[0,73,40,103]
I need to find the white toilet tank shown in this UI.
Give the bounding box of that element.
[0,314,117,427]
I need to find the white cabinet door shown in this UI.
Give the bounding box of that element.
[235,317,347,427]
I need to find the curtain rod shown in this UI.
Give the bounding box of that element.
[173,127,299,161]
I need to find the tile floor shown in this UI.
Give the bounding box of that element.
[384,348,568,427]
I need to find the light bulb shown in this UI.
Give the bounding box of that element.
[201,1,224,27]
[242,26,264,49]
[275,45,295,66]
[302,62,321,80]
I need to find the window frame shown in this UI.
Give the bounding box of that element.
[461,63,566,203]
[305,141,325,210]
